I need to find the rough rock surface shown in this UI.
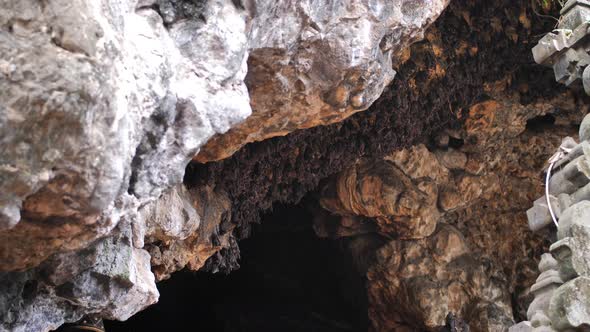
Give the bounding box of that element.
[143,184,237,280]
[510,115,590,331]
[368,224,514,331]
[0,222,159,332]
[4,0,590,331]
[314,88,587,330]
[0,0,251,272]
[0,0,448,270]
[318,144,448,239]
[195,0,450,162]
[0,0,449,331]
[186,0,569,246]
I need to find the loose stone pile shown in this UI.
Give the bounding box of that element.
[533,0,590,94]
[511,115,590,331]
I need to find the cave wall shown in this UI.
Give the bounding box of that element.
[0,1,448,330]
[315,92,586,329]
[1,0,588,331]
[185,0,574,267]
[183,0,590,329]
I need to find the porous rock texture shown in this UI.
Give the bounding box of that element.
[0,0,449,331]
[317,144,448,240]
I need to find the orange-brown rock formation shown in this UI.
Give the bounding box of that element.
[316,90,588,330]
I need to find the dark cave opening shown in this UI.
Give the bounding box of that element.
[525,113,556,133]
[104,202,368,332]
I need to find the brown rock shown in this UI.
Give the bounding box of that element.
[438,174,499,212]
[144,185,234,281]
[367,224,513,331]
[313,89,587,330]
[193,1,451,163]
[319,145,446,239]
[436,148,468,170]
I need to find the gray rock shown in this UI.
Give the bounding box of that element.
[526,138,590,232]
[195,0,452,162]
[0,0,251,271]
[579,113,590,142]
[514,158,590,332]
[508,322,533,332]
[0,222,158,332]
[549,277,590,330]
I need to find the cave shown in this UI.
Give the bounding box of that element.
[4,0,590,331]
[104,201,369,332]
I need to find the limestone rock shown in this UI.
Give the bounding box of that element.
[144,184,236,280]
[0,0,450,271]
[319,144,447,239]
[512,150,590,331]
[0,181,237,331]
[0,222,158,332]
[3,0,588,330]
[0,0,251,272]
[0,1,451,329]
[579,113,590,142]
[315,89,587,330]
[194,0,451,162]
[548,277,590,330]
[367,224,514,331]
[509,322,533,332]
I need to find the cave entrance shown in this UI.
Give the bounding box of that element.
[105,202,368,332]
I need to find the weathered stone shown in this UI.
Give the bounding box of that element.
[547,201,590,280]
[526,139,590,231]
[0,1,453,329]
[0,222,158,332]
[435,148,468,170]
[579,113,590,142]
[438,174,499,212]
[319,144,446,239]
[145,184,235,280]
[316,89,587,330]
[139,184,200,249]
[0,0,251,272]
[533,0,590,91]
[3,0,590,330]
[509,321,533,332]
[194,0,451,163]
[548,277,590,329]
[0,0,451,271]
[367,224,513,331]
[560,0,590,30]
[527,254,563,321]
[511,112,590,332]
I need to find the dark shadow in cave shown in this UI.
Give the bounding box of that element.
[525,113,556,133]
[105,202,368,332]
